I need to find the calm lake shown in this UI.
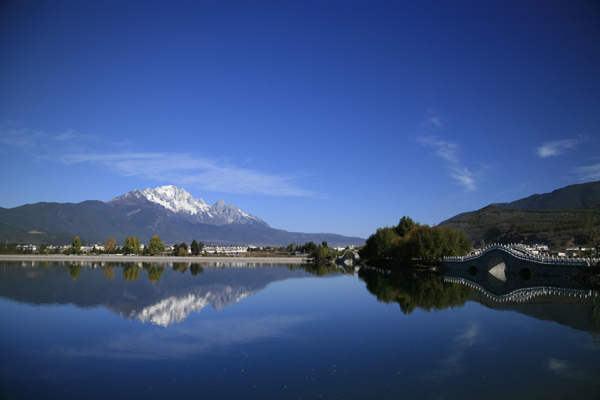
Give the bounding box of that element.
[0,259,598,400]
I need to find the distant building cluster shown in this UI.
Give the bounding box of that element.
[15,244,108,253]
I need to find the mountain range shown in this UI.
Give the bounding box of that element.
[0,185,365,247]
[3,181,599,249]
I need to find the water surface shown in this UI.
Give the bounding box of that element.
[0,260,598,399]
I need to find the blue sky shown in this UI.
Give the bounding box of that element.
[1,0,599,240]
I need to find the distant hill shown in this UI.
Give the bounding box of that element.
[0,185,365,247]
[442,181,600,225]
[494,181,600,210]
[440,181,600,248]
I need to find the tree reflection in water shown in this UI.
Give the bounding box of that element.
[143,263,165,283]
[122,263,140,281]
[172,262,188,274]
[190,263,203,276]
[358,268,472,314]
[64,261,81,281]
[102,266,115,281]
[288,262,354,276]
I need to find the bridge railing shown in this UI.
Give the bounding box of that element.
[443,276,598,302]
[443,243,591,267]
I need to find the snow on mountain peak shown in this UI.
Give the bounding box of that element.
[119,185,269,227]
[139,185,209,215]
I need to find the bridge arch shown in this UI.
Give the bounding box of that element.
[487,257,507,286]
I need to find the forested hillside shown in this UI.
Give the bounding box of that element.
[441,204,600,248]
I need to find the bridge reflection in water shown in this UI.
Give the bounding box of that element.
[442,270,600,339]
[443,276,597,303]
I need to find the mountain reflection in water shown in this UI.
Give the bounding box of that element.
[0,260,352,326]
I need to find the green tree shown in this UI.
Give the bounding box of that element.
[298,241,318,254]
[310,244,341,264]
[286,243,297,252]
[178,246,188,257]
[148,235,165,254]
[388,225,471,263]
[190,240,204,256]
[71,236,82,254]
[125,237,133,254]
[123,236,141,254]
[359,227,399,260]
[123,237,132,254]
[394,216,417,237]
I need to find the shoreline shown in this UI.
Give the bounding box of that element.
[0,254,311,264]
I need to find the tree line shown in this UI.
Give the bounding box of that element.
[358,216,472,264]
[286,241,346,263]
[171,240,204,256]
[67,235,203,256]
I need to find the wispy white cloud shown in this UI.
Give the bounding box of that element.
[55,152,316,197]
[456,323,479,347]
[423,117,444,129]
[416,135,476,191]
[450,168,476,191]
[536,135,588,158]
[0,125,97,150]
[48,314,317,361]
[53,130,90,142]
[416,135,459,164]
[0,126,43,148]
[423,322,481,382]
[548,359,589,380]
[1,122,315,198]
[572,163,600,181]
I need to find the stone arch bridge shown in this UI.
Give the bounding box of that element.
[443,244,591,278]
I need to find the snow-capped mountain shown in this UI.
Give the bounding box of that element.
[109,185,269,228]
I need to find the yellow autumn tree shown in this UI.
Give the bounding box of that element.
[104,237,116,253]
